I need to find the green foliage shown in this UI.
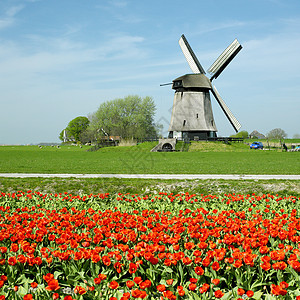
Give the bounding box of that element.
[60,116,90,143]
[59,129,64,142]
[0,192,300,299]
[0,177,299,197]
[230,130,248,138]
[89,95,158,140]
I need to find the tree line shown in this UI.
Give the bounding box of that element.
[59,95,161,144]
[230,128,289,140]
[60,94,296,144]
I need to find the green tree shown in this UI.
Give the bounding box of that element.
[60,116,90,143]
[89,95,158,141]
[230,130,248,139]
[267,128,287,140]
[59,129,64,142]
[59,129,71,142]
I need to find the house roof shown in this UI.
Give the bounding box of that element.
[249,130,266,139]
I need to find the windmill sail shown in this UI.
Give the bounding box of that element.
[208,39,242,81]
[179,34,206,74]
[63,129,67,143]
[167,34,243,141]
[211,85,241,132]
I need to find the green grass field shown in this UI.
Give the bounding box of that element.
[0,142,299,174]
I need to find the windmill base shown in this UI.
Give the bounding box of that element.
[168,130,217,141]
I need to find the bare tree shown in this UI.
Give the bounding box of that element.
[293,133,300,139]
[267,128,287,140]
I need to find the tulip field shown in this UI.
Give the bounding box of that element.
[0,191,300,299]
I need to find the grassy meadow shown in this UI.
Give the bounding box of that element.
[0,141,299,175]
[0,140,299,196]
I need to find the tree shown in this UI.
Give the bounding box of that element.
[89,95,158,141]
[60,116,90,143]
[59,129,65,142]
[267,128,287,140]
[230,131,248,139]
[293,133,300,139]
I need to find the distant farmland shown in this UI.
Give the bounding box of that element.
[0,143,299,175]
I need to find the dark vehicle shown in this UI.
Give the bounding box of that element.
[250,141,263,149]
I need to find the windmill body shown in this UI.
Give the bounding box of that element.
[168,35,242,141]
[169,74,217,140]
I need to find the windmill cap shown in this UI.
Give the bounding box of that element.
[172,74,212,90]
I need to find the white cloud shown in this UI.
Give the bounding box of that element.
[240,33,300,80]
[0,30,150,98]
[195,20,246,36]
[0,18,13,30]
[0,30,146,72]
[101,34,146,60]
[0,5,24,30]
[109,0,128,8]
[6,5,24,17]
[96,0,143,24]
[0,1,299,143]
[113,13,144,24]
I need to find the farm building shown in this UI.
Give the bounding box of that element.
[249,130,266,139]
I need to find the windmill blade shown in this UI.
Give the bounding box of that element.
[211,85,241,132]
[179,34,206,74]
[208,39,242,81]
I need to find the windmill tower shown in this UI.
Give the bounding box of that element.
[168,34,242,140]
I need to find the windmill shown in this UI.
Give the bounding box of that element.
[168,34,242,140]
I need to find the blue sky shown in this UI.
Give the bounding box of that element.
[0,0,299,144]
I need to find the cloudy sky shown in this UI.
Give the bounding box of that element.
[0,0,299,144]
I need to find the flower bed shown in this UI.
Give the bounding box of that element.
[0,191,300,299]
